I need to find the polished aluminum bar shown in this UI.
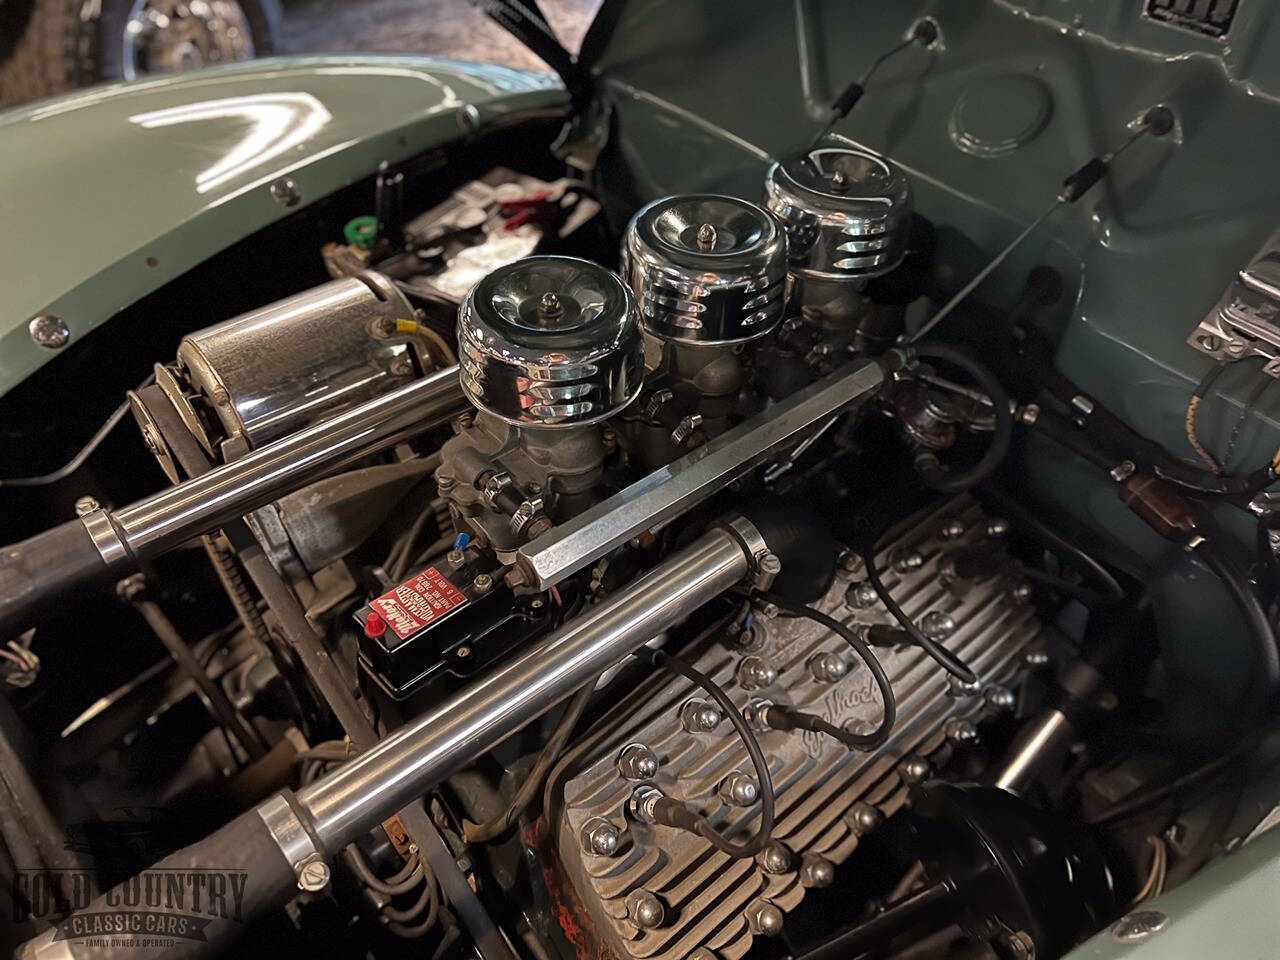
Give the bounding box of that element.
[515,358,883,590]
[105,364,467,561]
[293,525,754,853]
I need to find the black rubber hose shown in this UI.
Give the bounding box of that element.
[1194,538,1280,706]
[14,802,297,958]
[0,520,113,639]
[754,590,897,748]
[634,648,776,858]
[909,342,1014,494]
[859,552,979,685]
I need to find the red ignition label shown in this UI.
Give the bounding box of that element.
[371,567,469,639]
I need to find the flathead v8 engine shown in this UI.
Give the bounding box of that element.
[6,32,1265,959]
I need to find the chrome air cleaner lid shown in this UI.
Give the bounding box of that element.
[459,256,644,427]
[764,146,911,281]
[622,194,786,344]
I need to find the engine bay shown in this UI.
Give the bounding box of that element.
[3,5,1280,958]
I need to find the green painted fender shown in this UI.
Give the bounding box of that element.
[0,55,566,397]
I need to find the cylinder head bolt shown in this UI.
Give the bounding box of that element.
[458,256,644,427]
[622,194,786,345]
[764,147,911,282]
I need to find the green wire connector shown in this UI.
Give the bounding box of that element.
[343,215,380,250]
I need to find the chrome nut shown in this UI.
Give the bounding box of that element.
[746,899,784,937]
[799,854,835,888]
[718,772,759,807]
[845,581,879,609]
[680,698,722,734]
[617,743,659,781]
[846,802,884,834]
[738,656,778,690]
[580,818,621,857]
[920,611,957,641]
[900,755,932,784]
[809,651,848,682]
[756,840,792,875]
[626,889,665,930]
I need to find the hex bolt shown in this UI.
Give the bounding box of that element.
[986,518,1010,537]
[939,519,966,541]
[985,685,1017,711]
[845,581,879,609]
[680,698,722,734]
[757,552,782,577]
[295,856,331,892]
[756,840,792,875]
[809,652,848,683]
[718,772,759,807]
[746,899,784,937]
[472,573,493,595]
[890,548,924,573]
[74,496,100,518]
[838,551,860,575]
[846,802,884,834]
[900,755,932,784]
[28,315,70,349]
[580,818,621,857]
[920,611,957,641]
[626,889,665,930]
[617,743,659,781]
[446,548,466,569]
[943,718,979,746]
[697,222,718,250]
[389,354,414,377]
[799,854,835,889]
[738,656,778,690]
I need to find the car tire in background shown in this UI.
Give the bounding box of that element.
[0,0,283,107]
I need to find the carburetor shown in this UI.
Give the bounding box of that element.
[763,146,913,382]
[438,255,645,554]
[617,194,786,468]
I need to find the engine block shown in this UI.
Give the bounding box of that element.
[549,496,1041,960]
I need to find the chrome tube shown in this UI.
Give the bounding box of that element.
[994,708,1073,794]
[0,366,467,637]
[110,364,466,557]
[293,524,756,853]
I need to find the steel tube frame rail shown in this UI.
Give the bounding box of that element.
[292,522,758,852]
[18,523,760,960]
[0,365,468,637]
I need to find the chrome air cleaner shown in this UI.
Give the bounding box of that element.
[622,194,786,345]
[458,256,644,427]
